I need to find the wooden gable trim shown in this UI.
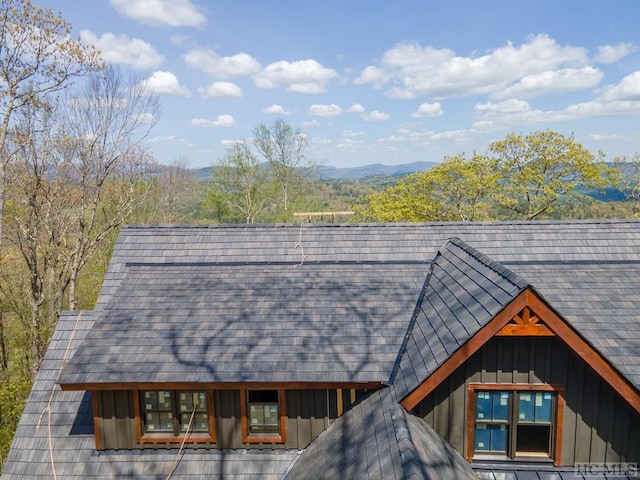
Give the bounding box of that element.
[401,288,640,415]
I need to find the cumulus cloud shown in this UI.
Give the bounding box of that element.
[309,104,342,117]
[301,120,321,128]
[253,60,338,93]
[190,115,236,128]
[594,42,635,64]
[491,67,604,100]
[355,34,589,99]
[184,48,261,78]
[80,30,164,70]
[362,110,390,122]
[473,72,640,131]
[346,103,366,114]
[589,133,621,141]
[110,0,206,27]
[198,82,243,98]
[148,135,193,146]
[412,102,443,118]
[141,71,191,97]
[136,112,156,124]
[263,104,295,115]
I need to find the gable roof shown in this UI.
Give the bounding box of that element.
[4,220,640,479]
[391,238,529,401]
[284,388,477,480]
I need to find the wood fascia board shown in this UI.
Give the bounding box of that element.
[401,287,640,416]
[523,289,640,415]
[400,289,529,410]
[59,381,383,392]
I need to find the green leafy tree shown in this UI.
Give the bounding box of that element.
[354,171,454,222]
[490,131,612,220]
[253,119,313,220]
[354,153,499,222]
[428,153,500,221]
[613,153,640,215]
[212,142,274,224]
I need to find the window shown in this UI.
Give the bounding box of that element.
[136,390,215,443]
[467,384,564,465]
[240,389,286,443]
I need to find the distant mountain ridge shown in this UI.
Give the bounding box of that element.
[189,161,437,181]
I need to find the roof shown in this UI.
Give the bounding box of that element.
[1,312,299,479]
[4,220,640,479]
[284,388,477,480]
[62,219,640,388]
[391,238,529,400]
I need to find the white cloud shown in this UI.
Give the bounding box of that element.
[590,133,621,141]
[263,104,295,115]
[136,112,155,124]
[148,135,193,146]
[473,73,640,131]
[412,102,443,118]
[253,59,338,93]
[190,115,236,128]
[342,130,365,137]
[80,30,164,70]
[309,104,342,117]
[184,48,261,78]
[110,0,206,27]
[313,137,332,145]
[346,103,366,114]
[221,139,245,146]
[355,34,589,99]
[198,82,242,98]
[302,120,321,128]
[141,71,191,97]
[594,42,635,64]
[362,110,390,122]
[491,67,603,99]
[596,71,640,102]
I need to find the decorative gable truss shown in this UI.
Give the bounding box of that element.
[400,286,640,466]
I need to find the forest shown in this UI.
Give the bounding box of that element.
[1,0,640,467]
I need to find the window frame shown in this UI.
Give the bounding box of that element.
[134,389,216,444]
[240,388,286,444]
[466,383,564,466]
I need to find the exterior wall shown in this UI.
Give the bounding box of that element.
[95,388,368,450]
[412,336,640,466]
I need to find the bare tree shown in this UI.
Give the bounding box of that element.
[4,67,159,372]
[0,0,102,255]
[613,153,640,215]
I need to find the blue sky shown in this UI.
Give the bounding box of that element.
[35,0,640,168]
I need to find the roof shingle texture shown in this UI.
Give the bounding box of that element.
[284,388,477,480]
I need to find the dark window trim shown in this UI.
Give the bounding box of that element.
[466,383,564,466]
[240,388,286,444]
[133,389,216,444]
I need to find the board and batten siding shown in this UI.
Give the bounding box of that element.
[412,336,640,466]
[94,388,367,450]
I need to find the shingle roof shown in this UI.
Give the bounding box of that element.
[59,261,425,385]
[1,312,299,479]
[5,220,640,479]
[391,238,529,400]
[284,388,477,480]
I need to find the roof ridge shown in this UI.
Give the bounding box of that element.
[442,237,529,290]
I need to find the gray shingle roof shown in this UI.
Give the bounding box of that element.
[5,220,640,479]
[391,238,529,400]
[284,388,477,480]
[1,312,299,479]
[60,261,425,385]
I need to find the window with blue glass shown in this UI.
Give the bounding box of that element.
[473,390,555,459]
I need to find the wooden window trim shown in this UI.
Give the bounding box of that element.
[240,388,287,444]
[133,389,216,444]
[466,383,564,466]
